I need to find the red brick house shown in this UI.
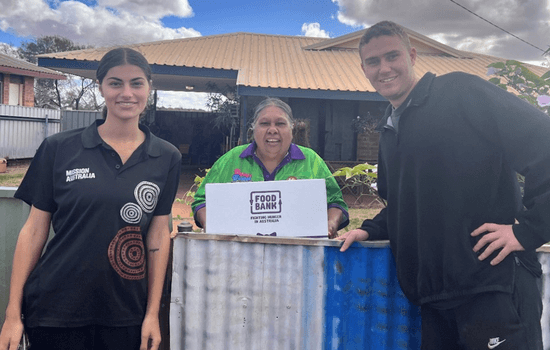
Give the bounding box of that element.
[0,52,65,106]
[0,53,66,159]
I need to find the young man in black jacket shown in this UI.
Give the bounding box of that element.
[338,20,550,350]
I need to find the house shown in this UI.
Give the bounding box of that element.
[35,25,550,164]
[0,53,66,159]
[0,52,65,107]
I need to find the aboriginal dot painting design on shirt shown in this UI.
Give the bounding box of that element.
[108,181,160,280]
[108,226,146,280]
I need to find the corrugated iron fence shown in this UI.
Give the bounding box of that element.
[61,110,102,131]
[0,107,101,160]
[0,105,61,159]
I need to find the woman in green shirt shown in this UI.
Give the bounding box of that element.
[192,97,348,238]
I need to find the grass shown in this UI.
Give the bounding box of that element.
[0,173,25,187]
[0,161,30,187]
[338,207,382,235]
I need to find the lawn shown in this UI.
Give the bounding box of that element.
[0,162,28,187]
[340,207,381,233]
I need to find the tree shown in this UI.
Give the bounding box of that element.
[0,43,22,59]
[205,82,240,148]
[487,60,550,192]
[487,60,550,114]
[18,36,84,64]
[18,36,100,110]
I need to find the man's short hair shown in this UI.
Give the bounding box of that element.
[359,21,412,54]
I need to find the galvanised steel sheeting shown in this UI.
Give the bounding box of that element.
[61,110,102,131]
[325,242,421,349]
[0,119,60,159]
[538,246,550,350]
[170,234,421,350]
[0,105,61,119]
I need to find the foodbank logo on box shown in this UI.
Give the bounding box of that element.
[250,190,282,214]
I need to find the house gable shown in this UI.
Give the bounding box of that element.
[303,27,471,58]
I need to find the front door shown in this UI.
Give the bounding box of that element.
[8,83,21,105]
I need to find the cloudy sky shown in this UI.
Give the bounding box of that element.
[1,0,550,108]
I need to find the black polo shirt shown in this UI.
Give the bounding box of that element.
[15,119,181,327]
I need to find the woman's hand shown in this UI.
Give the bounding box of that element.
[195,207,206,231]
[327,207,344,238]
[140,314,161,350]
[0,314,24,350]
[328,219,339,239]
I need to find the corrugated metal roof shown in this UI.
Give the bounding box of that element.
[37,30,549,93]
[0,52,66,79]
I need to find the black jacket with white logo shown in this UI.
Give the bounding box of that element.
[361,72,550,306]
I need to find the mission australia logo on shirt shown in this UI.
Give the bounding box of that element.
[66,167,96,182]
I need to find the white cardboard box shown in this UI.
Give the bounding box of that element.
[205,179,328,237]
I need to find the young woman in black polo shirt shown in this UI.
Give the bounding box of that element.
[0,48,181,350]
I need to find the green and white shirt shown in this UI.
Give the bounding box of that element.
[192,142,349,229]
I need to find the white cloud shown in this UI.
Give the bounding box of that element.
[0,0,200,47]
[335,11,364,28]
[332,0,550,62]
[426,33,450,46]
[157,91,209,110]
[454,35,499,56]
[97,0,193,19]
[301,23,330,38]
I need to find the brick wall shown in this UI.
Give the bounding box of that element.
[23,76,34,107]
[1,75,8,105]
[357,131,380,163]
[0,74,35,106]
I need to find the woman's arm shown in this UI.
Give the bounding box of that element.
[0,206,51,350]
[327,207,345,239]
[140,214,171,350]
[194,207,206,230]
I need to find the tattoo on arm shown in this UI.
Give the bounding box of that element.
[149,248,159,253]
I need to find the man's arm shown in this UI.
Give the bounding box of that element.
[471,223,524,266]
[337,228,370,252]
[462,75,550,259]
